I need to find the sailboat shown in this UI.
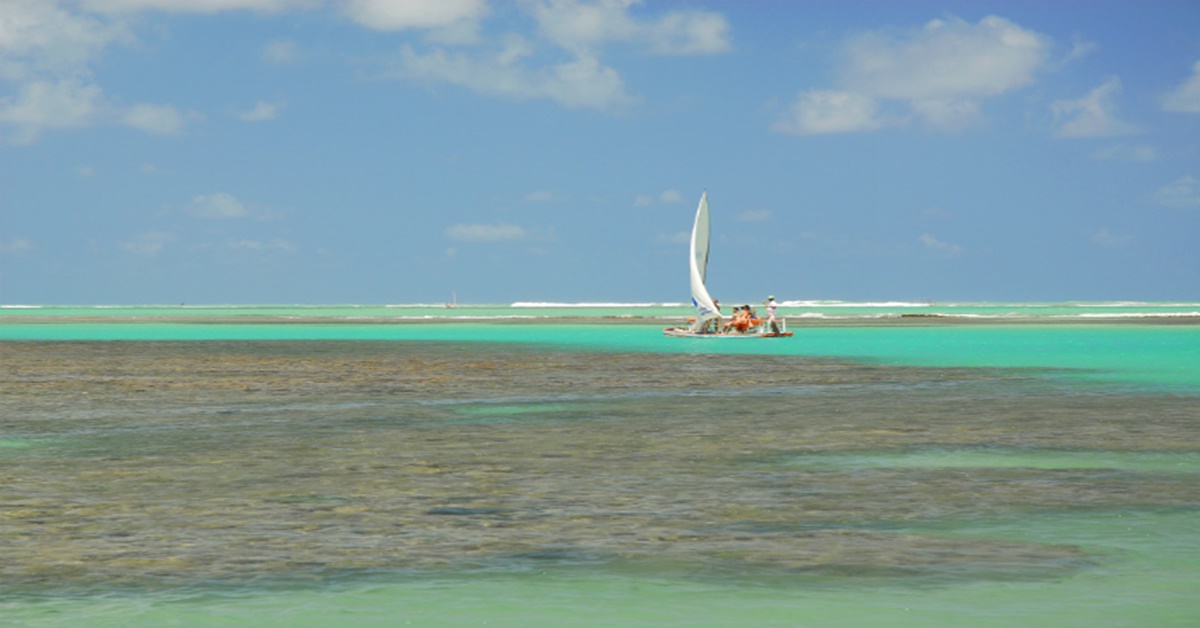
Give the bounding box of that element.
[663,192,792,338]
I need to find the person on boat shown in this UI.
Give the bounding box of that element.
[721,307,737,332]
[746,304,761,329]
[764,295,780,334]
[740,306,756,332]
[704,300,722,334]
[724,306,753,333]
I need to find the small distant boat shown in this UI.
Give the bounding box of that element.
[663,192,792,339]
[445,291,457,309]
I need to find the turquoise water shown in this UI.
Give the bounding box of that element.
[6,507,1197,628]
[3,319,1197,393]
[2,304,1198,626]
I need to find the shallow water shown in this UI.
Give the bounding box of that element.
[1,312,1199,626]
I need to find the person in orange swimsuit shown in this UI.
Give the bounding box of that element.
[725,306,752,332]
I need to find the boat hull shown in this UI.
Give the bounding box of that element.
[663,328,793,339]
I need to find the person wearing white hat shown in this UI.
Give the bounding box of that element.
[764,295,780,335]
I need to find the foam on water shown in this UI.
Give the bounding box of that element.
[5,301,1200,322]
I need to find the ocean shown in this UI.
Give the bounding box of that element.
[1,302,1198,626]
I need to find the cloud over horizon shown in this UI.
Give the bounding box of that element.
[0,0,200,143]
[1154,175,1200,210]
[775,15,1049,135]
[187,192,283,220]
[1,0,731,143]
[237,100,284,122]
[1162,59,1200,113]
[919,233,964,256]
[384,0,730,111]
[1052,77,1139,138]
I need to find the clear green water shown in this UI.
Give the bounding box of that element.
[6,506,1196,628]
[1,305,1198,626]
[4,510,1197,627]
[3,320,1197,392]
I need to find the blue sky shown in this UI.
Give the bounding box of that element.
[1,0,1198,305]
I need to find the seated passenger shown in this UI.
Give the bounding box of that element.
[725,306,752,332]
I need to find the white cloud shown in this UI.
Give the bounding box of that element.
[0,237,34,254]
[919,233,963,256]
[341,0,487,35]
[846,17,1046,100]
[342,1,484,43]
[379,1,728,111]
[1091,143,1157,163]
[0,78,103,143]
[645,9,730,55]
[120,231,175,256]
[262,39,300,64]
[773,89,884,135]
[0,0,131,81]
[227,238,296,252]
[121,102,196,135]
[188,192,251,219]
[1053,77,1139,138]
[395,41,633,110]
[1162,59,1200,113]
[237,99,284,121]
[1091,227,1130,248]
[444,222,527,242]
[908,98,982,132]
[1064,37,1098,64]
[635,189,685,206]
[0,84,198,141]
[530,0,639,53]
[541,54,630,108]
[0,1,209,142]
[658,189,684,204]
[776,15,1049,135]
[186,192,283,220]
[79,0,310,13]
[1154,175,1200,210]
[530,0,730,56]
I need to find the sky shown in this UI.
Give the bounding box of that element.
[1,0,1198,305]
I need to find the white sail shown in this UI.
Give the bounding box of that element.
[664,190,791,339]
[689,192,721,332]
